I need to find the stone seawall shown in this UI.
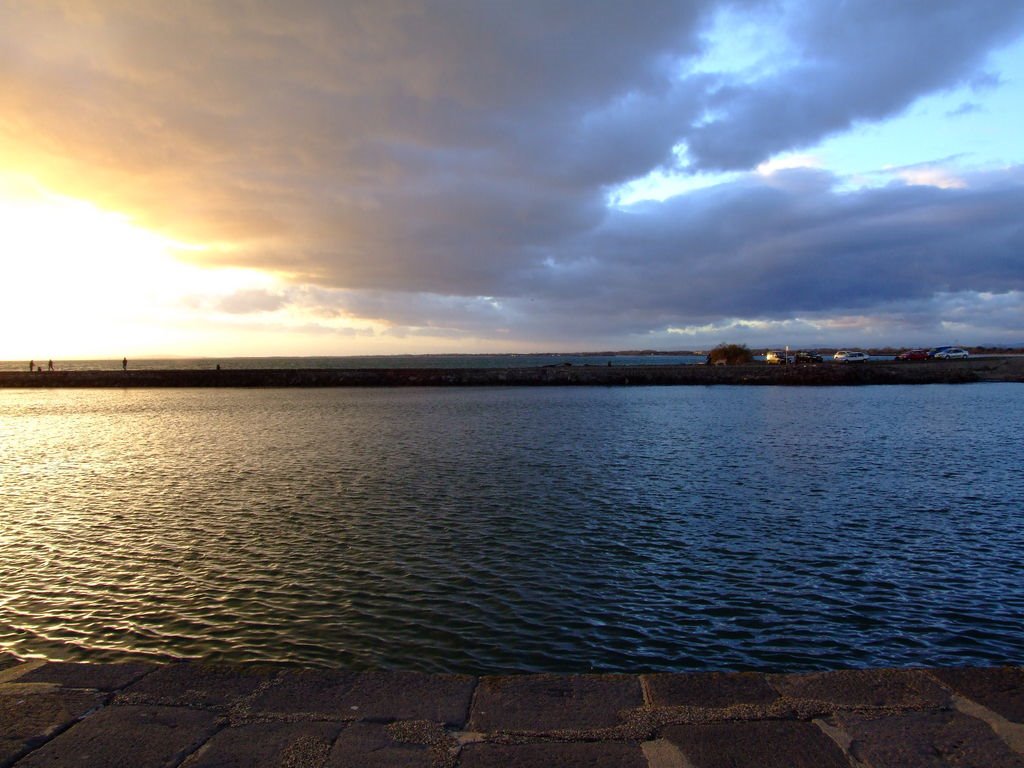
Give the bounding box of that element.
[1,655,1023,767]
[2,356,1022,388]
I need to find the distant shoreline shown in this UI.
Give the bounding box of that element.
[2,356,1022,387]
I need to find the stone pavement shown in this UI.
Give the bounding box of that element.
[1,654,1022,767]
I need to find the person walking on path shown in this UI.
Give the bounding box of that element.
[47,360,53,371]
[122,357,127,371]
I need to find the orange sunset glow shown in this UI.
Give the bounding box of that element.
[1,174,284,358]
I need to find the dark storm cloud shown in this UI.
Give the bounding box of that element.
[326,167,1023,344]
[2,1,1023,346]
[566,167,1024,325]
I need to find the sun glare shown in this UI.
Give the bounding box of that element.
[0,176,276,359]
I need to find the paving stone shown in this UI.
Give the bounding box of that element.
[248,671,474,725]
[644,671,779,708]
[771,668,949,708]
[118,662,280,710]
[18,661,155,691]
[457,741,648,768]
[182,721,342,768]
[326,722,435,768]
[340,671,476,726]
[0,688,104,768]
[468,674,642,733]
[15,704,220,768]
[837,708,1024,767]
[0,660,41,685]
[246,669,360,719]
[663,720,851,768]
[930,666,1024,723]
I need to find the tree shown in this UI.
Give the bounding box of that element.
[706,343,753,365]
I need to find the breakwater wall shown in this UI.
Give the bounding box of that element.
[1,357,1021,388]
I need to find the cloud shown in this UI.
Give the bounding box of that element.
[568,167,1024,320]
[216,289,286,314]
[380,165,1021,347]
[683,1,1024,171]
[946,101,984,117]
[2,1,1024,352]
[895,167,966,189]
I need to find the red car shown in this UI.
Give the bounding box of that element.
[896,349,929,360]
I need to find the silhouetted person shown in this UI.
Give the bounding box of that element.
[122,357,128,371]
[47,360,54,371]
[29,360,34,372]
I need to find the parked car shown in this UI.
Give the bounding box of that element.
[794,351,823,364]
[896,349,929,361]
[765,350,793,364]
[834,350,870,363]
[927,346,955,358]
[934,347,969,359]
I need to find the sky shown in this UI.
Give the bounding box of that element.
[2,0,1023,358]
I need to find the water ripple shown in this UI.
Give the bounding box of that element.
[2,384,1023,671]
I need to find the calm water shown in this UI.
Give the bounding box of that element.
[1,384,1021,672]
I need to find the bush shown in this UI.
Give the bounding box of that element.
[706,343,753,365]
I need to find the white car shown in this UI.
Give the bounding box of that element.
[934,347,969,359]
[833,350,870,363]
